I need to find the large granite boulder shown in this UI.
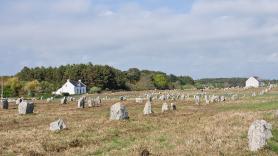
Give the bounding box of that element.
[248,120,273,152]
[50,119,67,132]
[161,103,169,112]
[46,98,52,103]
[194,95,200,105]
[220,96,226,102]
[87,98,93,108]
[16,97,23,105]
[77,96,86,108]
[94,96,101,107]
[110,102,129,120]
[18,101,34,114]
[1,99,8,109]
[61,97,67,104]
[210,95,220,103]
[204,95,210,104]
[144,101,153,115]
[170,103,177,111]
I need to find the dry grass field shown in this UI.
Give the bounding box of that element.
[1,88,278,156]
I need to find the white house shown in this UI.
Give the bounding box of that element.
[54,79,87,95]
[245,76,263,88]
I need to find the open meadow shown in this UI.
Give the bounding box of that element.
[1,87,278,156]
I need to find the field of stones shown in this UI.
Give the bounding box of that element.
[1,86,278,156]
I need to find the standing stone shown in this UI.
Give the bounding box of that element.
[49,119,67,132]
[120,96,126,101]
[147,95,153,102]
[1,99,8,109]
[220,96,226,102]
[46,98,51,103]
[170,103,177,111]
[16,98,23,105]
[61,97,67,104]
[180,94,185,100]
[69,97,74,101]
[77,96,86,108]
[162,103,169,112]
[110,102,129,120]
[204,95,210,104]
[194,95,200,105]
[18,101,34,114]
[144,101,153,115]
[95,96,101,107]
[87,98,93,108]
[210,95,220,103]
[248,120,273,152]
[159,95,166,101]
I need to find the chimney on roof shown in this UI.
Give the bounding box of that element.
[78,80,82,83]
[67,79,70,82]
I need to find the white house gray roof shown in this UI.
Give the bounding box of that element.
[68,80,86,87]
[252,76,263,82]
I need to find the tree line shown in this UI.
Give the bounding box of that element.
[1,63,194,97]
[2,63,276,97]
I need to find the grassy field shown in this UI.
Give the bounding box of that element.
[1,88,278,156]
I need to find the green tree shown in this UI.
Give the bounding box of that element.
[126,68,141,83]
[24,80,40,96]
[39,81,55,93]
[6,77,22,96]
[153,74,169,90]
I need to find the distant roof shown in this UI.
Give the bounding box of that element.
[68,80,86,87]
[250,76,263,82]
[253,76,259,80]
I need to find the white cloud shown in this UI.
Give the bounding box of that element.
[0,0,278,78]
[50,0,91,13]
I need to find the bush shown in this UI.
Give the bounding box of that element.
[90,87,102,94]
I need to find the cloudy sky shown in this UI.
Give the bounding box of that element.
[0,0,278,79]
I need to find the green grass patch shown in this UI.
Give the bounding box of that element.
[218,101,278,112]
[267,129,278,153]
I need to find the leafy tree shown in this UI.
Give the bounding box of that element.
[131,74,155,91]
[153,74,169,90]
[24,80,40,96]
[5,77,22,96]
[16,63,195,92]
[39,81,56,93]
[178,76,195,85]
[126,68,141,83]
[169,74,178,82]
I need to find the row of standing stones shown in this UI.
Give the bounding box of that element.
[0,85,276,152]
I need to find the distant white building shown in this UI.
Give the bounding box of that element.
[246,76,263,88]
[54,79,87,95]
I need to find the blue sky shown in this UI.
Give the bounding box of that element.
[0,0,278,79]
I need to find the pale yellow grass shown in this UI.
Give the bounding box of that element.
[0,88,278,155]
